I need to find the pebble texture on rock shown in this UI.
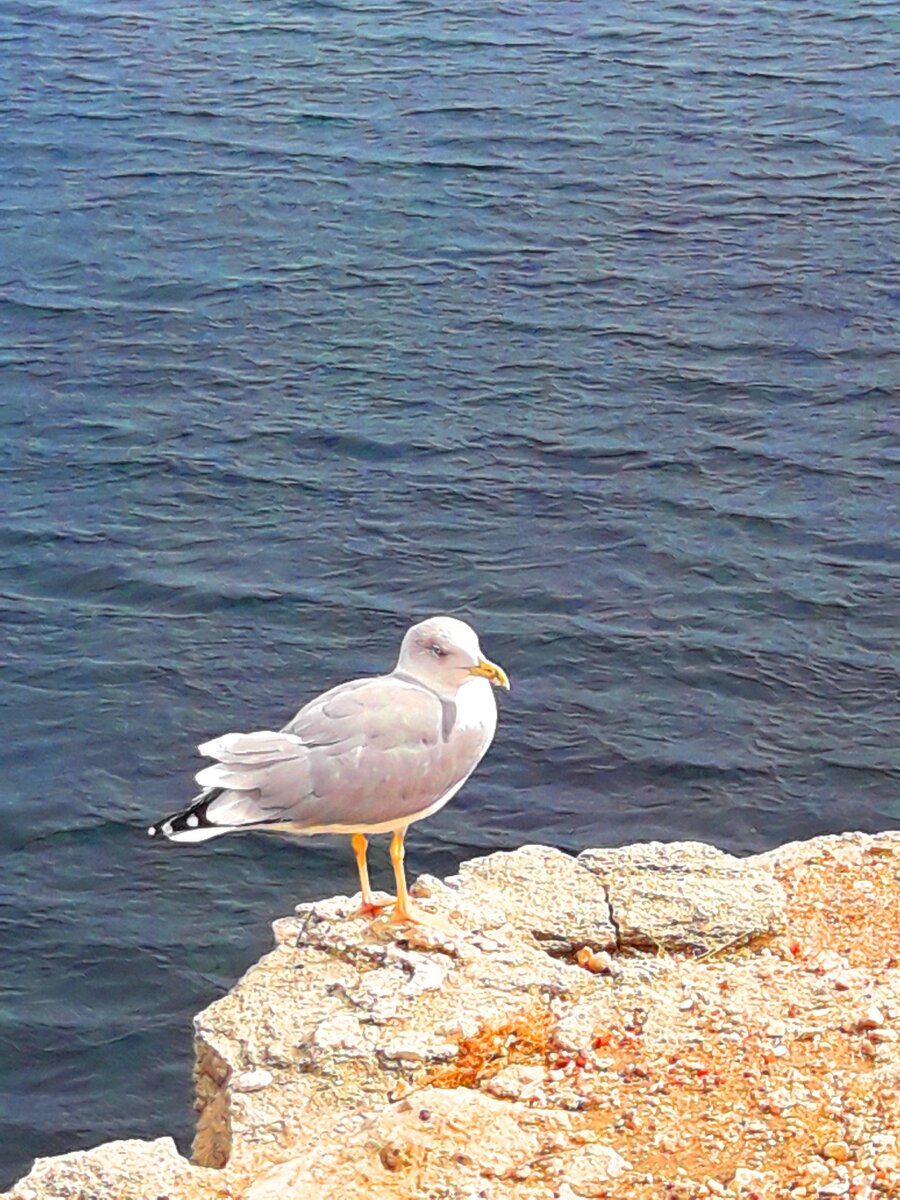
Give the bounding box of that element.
[3,1138,205,1200]
[4,833,899,1200]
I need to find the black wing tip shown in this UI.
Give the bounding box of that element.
[148,789,225,840]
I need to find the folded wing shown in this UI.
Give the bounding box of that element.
[195,675,489,834]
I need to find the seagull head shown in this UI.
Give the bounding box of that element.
[396,616,510,695]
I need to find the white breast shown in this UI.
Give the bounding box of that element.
[455,675,498,748]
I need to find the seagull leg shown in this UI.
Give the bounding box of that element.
[387,828,414,920]
[351,833,394,917]
[387,827,455,932]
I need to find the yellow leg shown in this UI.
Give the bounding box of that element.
[351,833,393,917]
[388,828,412,920]
[388,828,456,932]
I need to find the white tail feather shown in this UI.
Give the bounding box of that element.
[163,824,234,844]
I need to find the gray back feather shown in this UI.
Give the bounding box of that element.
[199,673,493,832]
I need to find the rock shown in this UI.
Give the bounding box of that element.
[3,1138,202,1200]
[484,1063,548,1100]
[822,1141,850,1163]
[804,1160,831,1180]
[313,1011,372,1056]
[731,1165,772,1193]
[869,1028,898,1043]
[576,947,617,975]
[452,844,617,954]
[566,1143,632,1194]
[232,1068,273,1093]
[4,831,899,1200]
[246,1087,578,1199]
[377,1030,458,1065]
[246,1157,311,1199]
[752,831,900,872]
[855,1004,885,1031]
[578,840,786,952]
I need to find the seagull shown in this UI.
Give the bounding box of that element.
[148,616,509,925]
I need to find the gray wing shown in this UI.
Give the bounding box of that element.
[198,674,490,833]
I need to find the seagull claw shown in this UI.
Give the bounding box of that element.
[354,893,396,919]
[388,901,458,937]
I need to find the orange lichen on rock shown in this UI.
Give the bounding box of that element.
[774,847,900,970]
[424,1002,557,1091]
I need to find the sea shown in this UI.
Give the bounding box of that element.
[0,0,897,1184]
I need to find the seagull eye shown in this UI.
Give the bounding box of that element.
[430,644,445,658]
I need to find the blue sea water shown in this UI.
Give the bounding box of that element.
[0,0,898,1184]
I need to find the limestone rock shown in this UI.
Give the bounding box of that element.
[578,839,786,952]
[4,831,897,1200]
[566,1143,632,1194]
[232,1068,273,1093]
[451,843,617,954]
[313,1011,373,1056]
[751,830,900,872]
[245,1087,605,1200]
[4,1138,203,1200]
[377,1029,458,1065]
[730,1165,772,1194]
[484,1063,548,1100]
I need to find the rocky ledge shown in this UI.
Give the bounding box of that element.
[5,832,900,1200]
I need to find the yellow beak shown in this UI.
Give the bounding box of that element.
[468,656,510,690]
